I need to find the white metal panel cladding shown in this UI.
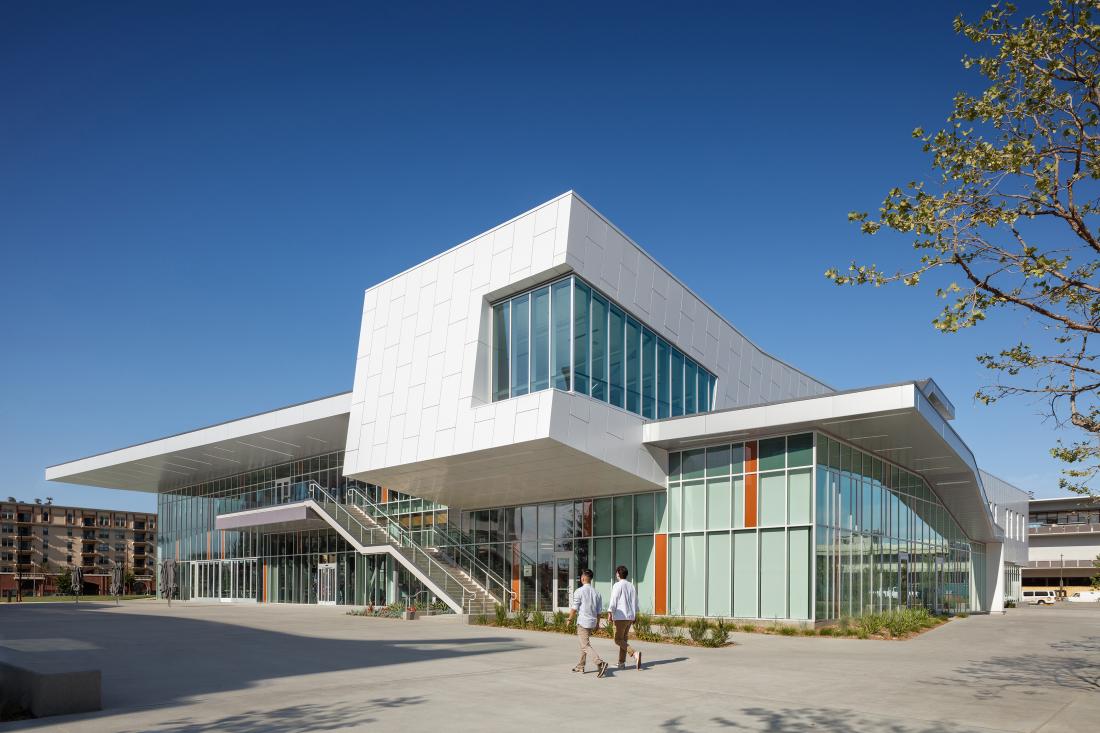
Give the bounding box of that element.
[343,192,830,503]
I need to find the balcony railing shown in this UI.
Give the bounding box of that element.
[1029,523,1100,536]
[1027,559,1097,569]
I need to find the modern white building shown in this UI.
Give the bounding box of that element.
[46,192,1028,621]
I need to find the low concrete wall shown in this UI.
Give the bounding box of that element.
[0,656,100,719]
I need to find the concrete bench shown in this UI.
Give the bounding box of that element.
[0,654,100,719]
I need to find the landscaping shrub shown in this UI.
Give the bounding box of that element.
[634,613,652,634]
[473,614,488,625]
[857,613,884,637]
[552,610,567,631]
[707,619,731,647]
[687,617,711,644]
[740,623,758,633]
[516,608,531,628]
[818,626,835,636]
[800,628,817,636]
[657,622,677,640]
[494,604,508,627]
[531,611,547,630]
[777,625,799,636]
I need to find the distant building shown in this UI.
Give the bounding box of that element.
[1026,496,1100,594]
[0,500,156,597]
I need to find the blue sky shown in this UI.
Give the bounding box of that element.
[1,1,1070,512]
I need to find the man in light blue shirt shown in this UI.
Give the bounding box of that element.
[607,565,642,670]
[567,568,608,678]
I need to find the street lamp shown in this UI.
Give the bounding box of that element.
[1059,553,1064,598]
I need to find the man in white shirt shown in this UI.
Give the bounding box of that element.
[567,568,608,678]
[607,565,642,670]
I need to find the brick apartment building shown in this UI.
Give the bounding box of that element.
[0,499,156,597]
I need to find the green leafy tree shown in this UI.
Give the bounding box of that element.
[828,1,1100,497]
[57,568,73,596]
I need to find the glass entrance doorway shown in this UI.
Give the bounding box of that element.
[190,559,258,602]
[552,551,575,611]
[317,562,337,605]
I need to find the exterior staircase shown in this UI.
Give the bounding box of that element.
[306,482,510,615]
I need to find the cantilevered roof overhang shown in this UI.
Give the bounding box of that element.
[45,393,352,493]
[643,381,1002,544]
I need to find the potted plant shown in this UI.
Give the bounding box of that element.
[403,605,418,621]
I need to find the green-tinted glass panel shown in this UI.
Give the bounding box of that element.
[682,448,706,480]
[626,317,641,414]
[788,469,812,525]
[656,491,668,533]
[669,534,682,615]
[841,444,854,473]
[706,478,731,529]
[593,498,613,536]
[684,359,698,414]
[641,328,657,418]
[551,279,571,390]
[788,527,811,620]
[657,339,671,418]
[510,293,530,397]
[787,433,813,467]
[730,443,745,474]
[531,286,550,392]
[667,485,681,532]
[759,472,786,526]
[668,451,681,481]
[706,445,731,476]
[732,476,745,529]
[816,434,831,465]
[635,535,655,613]
[633,493,655,534]
[707,532,731,617]
[670,350,684,416]
[760,529,786,618]
[614,536,633,577]
[733,530,757,618]
[573,280,590,395]
[608,304,625,408]
[683,533,705,616]
[683,481,706,532]
[590,293,608,401]
[759,436,786,472]
[613,495,633,535]
[829,437,841,469]
[593,537,613,600]
[492,301,509,401]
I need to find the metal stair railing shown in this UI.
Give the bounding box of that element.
[345,487,515,611]
[306,482,475,613]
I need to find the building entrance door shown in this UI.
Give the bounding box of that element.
[552,552,575,612]
[317,562,337,605]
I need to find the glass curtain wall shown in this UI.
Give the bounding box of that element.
[814,433,973,619]
[156,450,430,606]
[667,433,814,620]
[443,492,663,613]
[492,276,717,419]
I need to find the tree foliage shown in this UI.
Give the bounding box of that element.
[829,1,1100,496]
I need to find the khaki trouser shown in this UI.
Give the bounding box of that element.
[613,620,636,664]
[576,625,604,667]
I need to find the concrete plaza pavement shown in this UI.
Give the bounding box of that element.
[0,600,1097,732]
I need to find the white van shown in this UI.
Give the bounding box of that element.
[1067,590,1100,603]
[1023,590,1057,605]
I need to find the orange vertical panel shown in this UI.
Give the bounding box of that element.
[381,488,389,503]
[206,532,211,560]
[654,533,668,615]
[744,473,758,528]
[744,440,758,473]
[220,530,225,560]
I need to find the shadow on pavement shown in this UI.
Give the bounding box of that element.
[663,707,984,732]
[113,697,427,733]
[918,635,1100,700]
[0,604,531,729]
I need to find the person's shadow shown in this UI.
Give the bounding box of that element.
[605,656,688,676]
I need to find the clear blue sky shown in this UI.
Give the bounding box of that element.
[1,1,1068,513]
